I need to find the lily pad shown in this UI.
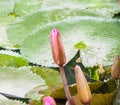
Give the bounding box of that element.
[19,17,120,67]
[0,66,46,100]
[7,2,120,46]
[0,50,28,67]
[0,0,43,48]
[0,0,14,17]
[7,8,99,45]
[49,79,116,99]
[0,99,27,105]
[13,0,43,16]
[41,0,120,17]
[72,92,114,105]
[6,1,120,67]
[31,67,62,96]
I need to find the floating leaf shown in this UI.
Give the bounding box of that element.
[49,79,116,99]
[0,16,16,48]
[72,92,114,105]
[0,0,14,17]
[13,0,43,16]
[31,67,62,87]
[0,66,46,100]
[0,99,27,105]
[0,0,43,48]
[0,1,16,48]
[0,92,30,104]
[7,8,99,45]
[99,79,117,94]
[7,2,120,46]
[0,50,28,67]
[30,67,62,96]
[41,0,120,18]
[90,93,114,105]
[18,17,120,67]
[6,1,120,67]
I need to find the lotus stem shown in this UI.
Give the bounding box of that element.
[59,66,74,105]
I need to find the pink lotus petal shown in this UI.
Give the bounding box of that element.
[43,96,56,105]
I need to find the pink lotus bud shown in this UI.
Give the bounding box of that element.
[74,65,92,104]
[43,96,56,105]
[111,55,120,80]
[50,28,66,66]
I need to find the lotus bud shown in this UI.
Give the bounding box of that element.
[111,55,120,80]
[50,28,66,66]
[43,96,56,105]
[74,65,92,105]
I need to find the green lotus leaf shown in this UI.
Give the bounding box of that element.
[7,8,99,45]
[49,79,116,99]
[7,1,120,46]
[30,66,62,96]
[7,1,120,67]
[0,0,15,48]
[0,0,43,48]
[0,0,14,17]
[0,10,15,48]
[90,92,114,105]
[41,0,120,17]
[73,92,114,105]
[18,17,120,67]
[0,99,27,105]
[0,50,28,67]
[0,66,46,100]
[13,0,43,16]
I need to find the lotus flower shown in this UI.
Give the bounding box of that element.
[111,55,120,80]
[43,96,56,105]
[50,28,66,66]
[74,65,92,104]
